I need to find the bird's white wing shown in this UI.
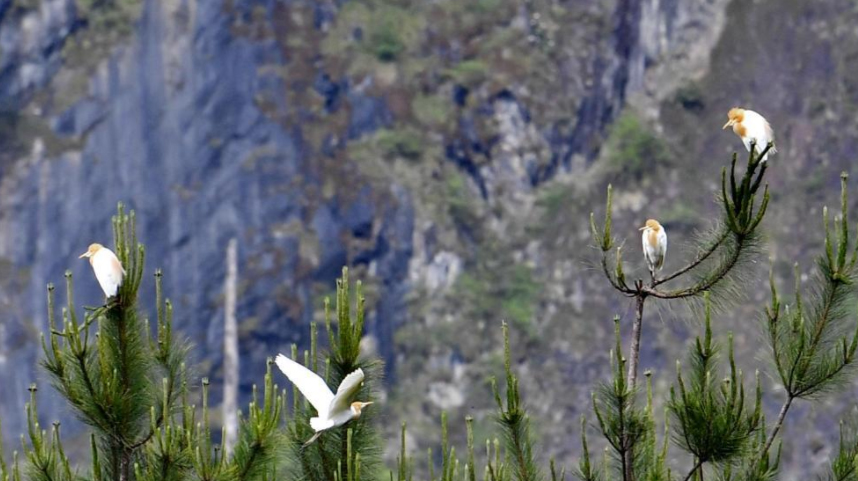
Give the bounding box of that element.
[92,249,125,297]
[744,110,774,154]
[275,354,335,417]
[764,120,777,153]
[327,368,365,417]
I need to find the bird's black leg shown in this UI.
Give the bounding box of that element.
[302,432,323,448]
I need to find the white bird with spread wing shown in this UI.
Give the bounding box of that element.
[275,354,373,446]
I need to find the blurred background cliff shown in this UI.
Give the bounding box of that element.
[1,0,857,478]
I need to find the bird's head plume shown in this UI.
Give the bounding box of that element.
[351,401,373,417]
[723,107,745,129]
[79,243,104,259]
[639,219,662,232]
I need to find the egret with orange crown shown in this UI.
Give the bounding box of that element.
[640,219,667,281]
[275,354,373,446]
[79,243,125,298]
[723,107,777,162]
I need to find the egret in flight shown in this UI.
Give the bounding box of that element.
[275,354,373,446]
[79,243,125,298]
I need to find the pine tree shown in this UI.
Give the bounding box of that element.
[283,268,383,481]
[2,139,858,481]
[0,205,285,481]
[591,144,858,480]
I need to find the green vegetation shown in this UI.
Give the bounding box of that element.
[0,112,83,166]
[445,171,482,232]
[672,83,705,112]
[48,0,143,113]
[10,0,40,11]
[445,61,490,88]
[322,1,424,64]
[603,110,671,178]
[452,248,539,336]
[5,0,858,477]
[0,206,551,481]
[375,128,425,160]
[590,144,858,480]
[2,146,858,481]
[412,95,453,129]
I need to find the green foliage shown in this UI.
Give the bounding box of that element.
[75,0,142,35]
[574,417,599,481]
[446,171,481,231]
[365,5,413,62]
[21,387,76,481]
[444,61,490,87]
[326,1,423,63]
[591,319,648,481]
[376,128,425,160]
[764,173,858,400]
[5,205,286,481]
[668,294,762,477]
[62,0,143,69]
[673,83,705,112]
[228,365,286,481]
[40,205,172,480]
[590,141,831,481]
[593,141,770,305]
[491,322,543,481]
[387,323,551,481]
[286,268,382,481]
[455,262,539,335]
[603,111,671,178]
[412,95,453,129]
[824,420,858,481]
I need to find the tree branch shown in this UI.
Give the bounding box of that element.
[681,459,704,481]
[760,395,793,462]
[654,229,730,287]
[627,293,646,387]
[600,252,635,296]
[643,234,745,300]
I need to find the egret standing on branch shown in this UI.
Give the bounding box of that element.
[79,243,125,298]
[723,107,777,162]
[275,354,373,446]
[640,219,667,281]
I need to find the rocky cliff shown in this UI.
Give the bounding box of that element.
[0,0,856,478]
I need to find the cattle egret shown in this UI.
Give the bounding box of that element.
[722,107,777,162]
[79,243,125,298]
[640,219,667,280]
[275,354,373,446]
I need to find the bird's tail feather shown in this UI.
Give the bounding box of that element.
[310,417,329,431]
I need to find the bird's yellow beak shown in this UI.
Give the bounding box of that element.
[79,252,90,258]
[639,226,647,231]
[362,402,374,407]
[722,119,735,130]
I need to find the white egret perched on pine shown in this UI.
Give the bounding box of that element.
[723,107,777,162]
[275,354,373,446]
[79,243,125,298]
[640,219,667,281]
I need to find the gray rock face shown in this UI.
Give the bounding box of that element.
[0,0,736,462]
[0,0,414,438]
[0,0,76,109]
